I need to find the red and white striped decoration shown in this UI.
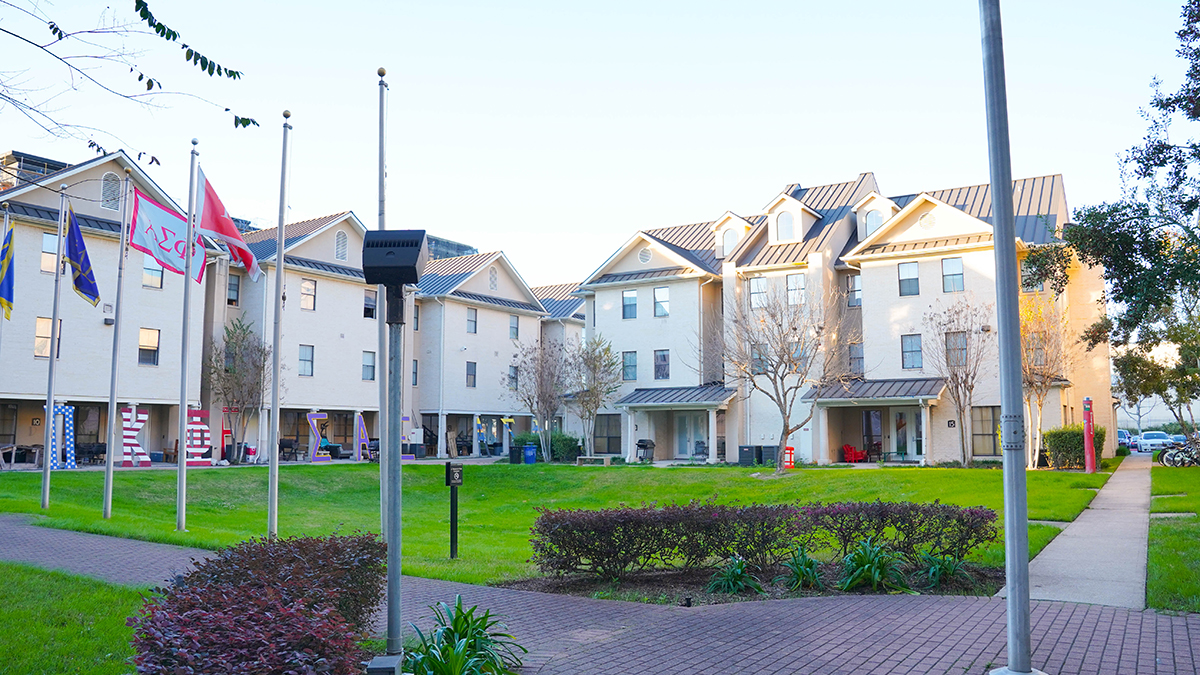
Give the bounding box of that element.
[121,407,151,467]
[186,409,212,467]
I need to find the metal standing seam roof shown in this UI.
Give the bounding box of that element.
[591,267,690,285]
[641,221,723,274]
[804,378,946,401]
[415,251,501,296]
[6,200,224,251]
[531,283,586,320]
[242,212,352,261]
[615,384,737,408]
[889,175,1066,245]
[283,255,364,279]
[450,290,543,313]
[857,233,994,256]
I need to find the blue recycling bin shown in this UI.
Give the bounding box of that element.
[523,444,537,464]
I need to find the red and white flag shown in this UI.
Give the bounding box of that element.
[196,168,262,281]
[129,188,205,283]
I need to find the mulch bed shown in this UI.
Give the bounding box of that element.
[496,563,1007,607]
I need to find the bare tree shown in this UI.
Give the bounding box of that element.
[203,318,270,464]
[723,282,858,474]
[573,333,622,457]
[1019,294,1074,468]
[923,295,996,466]
[508,338,578,462]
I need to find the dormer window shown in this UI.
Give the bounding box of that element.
[334,231,348,261]
[101,172,121,211]
[721,229,738,258]
[865,210,883,236]
[777,211,795,240]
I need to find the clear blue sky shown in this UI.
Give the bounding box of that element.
[3,0,1186,285]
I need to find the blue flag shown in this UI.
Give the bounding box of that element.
[0,218,12,320]
[66,205,100,307]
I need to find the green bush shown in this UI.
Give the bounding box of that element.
[1116,446,1131,457]
[1043,424,1106,470]
[706,556,765,595]
[511,432,582,462]
[405,595,526,675]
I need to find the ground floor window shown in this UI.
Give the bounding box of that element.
[281,411,304,443]
[594,414,622,454]
[331,412,353,446]
[0,404,16,446]
[971,406,1001,456]
[75,405,101,444]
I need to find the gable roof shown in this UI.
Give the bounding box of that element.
[888,175,1065,246]
[243,211,355,262]
[0,150,185,217]
[641,221,723,274]
[416,251,502,296]
[733,173,878,269]
[531,283,586,321]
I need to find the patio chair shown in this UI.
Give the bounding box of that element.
[842,444,865,463]
[693,440,708,463]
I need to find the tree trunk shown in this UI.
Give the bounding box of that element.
[538,422,553,463]
[958,407,971,466]
[777,421,790,474]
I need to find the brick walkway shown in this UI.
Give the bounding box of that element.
[2,513,1198,674]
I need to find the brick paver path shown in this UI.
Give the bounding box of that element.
[3,513,1199,674]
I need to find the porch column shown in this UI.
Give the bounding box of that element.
[707,408,718,464]
[920,403,931,466]
[437,413,447,458]
[625,409,636,462]
[471,415,480,457]
[502,418,510,460]
[817,406,830,465]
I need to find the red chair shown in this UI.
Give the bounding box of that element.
[842,444,865,463]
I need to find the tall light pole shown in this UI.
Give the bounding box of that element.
[978,2,1042,674]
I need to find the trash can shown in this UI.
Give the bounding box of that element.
[509,444,522,464]
[738,445,755,467]
[523,444,537,464]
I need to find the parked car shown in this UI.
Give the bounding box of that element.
[1129,434,1140,451]
[1138,431,1173,453]
[1172,434,1188,448]
[1117,429,1132,448]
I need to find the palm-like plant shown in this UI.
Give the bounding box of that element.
[405,595,527,675]
[838,538,915,594]
[775,547,823,590]
[706,556,766,595]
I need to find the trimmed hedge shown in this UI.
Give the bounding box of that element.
[513,432,583,462]
[530,499,998,578]
[1044,424,1106,470]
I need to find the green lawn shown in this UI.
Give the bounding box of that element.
[0,562,143,675]
[1148,466,1200,613]
[0,463,1109,584]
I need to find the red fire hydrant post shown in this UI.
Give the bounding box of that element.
[1083,396,1096,474]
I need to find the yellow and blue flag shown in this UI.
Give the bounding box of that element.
[0,217,13,320]
[66,205,100,307]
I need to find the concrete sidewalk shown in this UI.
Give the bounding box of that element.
[1001,453,1151,609]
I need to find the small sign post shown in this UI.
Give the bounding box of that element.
[1083,397,1096,474]
[445,462,463,558]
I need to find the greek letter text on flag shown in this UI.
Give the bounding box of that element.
[66,206,101,306]
[129,188,205,283]
[0,218,13,320]
[196,168,261,281]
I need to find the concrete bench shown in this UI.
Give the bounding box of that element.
[576,456,612,467]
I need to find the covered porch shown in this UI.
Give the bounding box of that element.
[615,385,735,463]
[805,378,945,465]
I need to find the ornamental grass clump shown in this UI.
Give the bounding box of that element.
[706,556,766,595]
[837,538,913,594]
[918,552,971,588]
[775,547,823,591]
[405,595,527,675]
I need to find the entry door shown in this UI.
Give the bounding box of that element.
[862,410,883,460]
[893,408,923,460]
[675,412,707,458]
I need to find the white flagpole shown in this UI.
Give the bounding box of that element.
[103,168,132,519]
[268,111,293,538]
[177,140,200,532]
[377,67,390,538]
[41,186,68,509]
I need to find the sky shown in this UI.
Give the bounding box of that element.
[2,0,1189,286]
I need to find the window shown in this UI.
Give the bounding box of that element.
[299,344,314,376]
[898,262,920,296]
[138,328,160,366]
[722,229,738,257]
[509,315,519,339]
[791,342,811,372]
[787,273,805,305]
[622,290,637,319]
[777,211,794,239]
[142,254,163,289]
[594,414,622,454]
[1030,331,1047,367]
[467,308,477,333]
[300,279,317,310]
[847,274,862,307]
[622,351,637,381]
[412,359,418,386]
[41,233,58,273]
[849,342,864,376]
[75,405,101,444]
[654,349,670,380]
[508,365,519,390]
[34,317,62,358]
[942,258,964,293]
[0,404,16,446]
[362,351,375,381]
[653,287,669,317]
[865,209,883,236]
[466,361,477,388]
[227,274,241,307]
[101,172,121,211]
[488,267,498,291]
[971,406,1002,456]
[945,331,967,367]
[749,277,766,309]
[901,334,923,369]
[1021,262,1044,292]
[334,231,348,261]
[412,303,419,330]
[751,344,767,375]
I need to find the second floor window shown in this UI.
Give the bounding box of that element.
[654,287,669,317]
[901,334,923,370]
[362,351,376,381]
[413,303,420,330]
[1021,262,1044,293]
[41,233,57,273]
[849,342,864,376]
[300,279,317,310]
[412,359,419,386]
[508,365,519,390]
[751,344,767,375]
[138,328,160,366]
[299,345,314,376]
[787,273,805,305]
[654,349,670,380]
[510,315,519,339]
[847,274,862,307]
[143,254,163,289]
[942,258,965,293]
[467,308,478,333]
[466,361,477,388]
[749,277,766,309]
[898,262,919,296]
[622,290,637,319]
[364,289,377,319]
[622,351,637,380]
[227,274,241,307]
[34,317,62,358]
[945,331,967,367]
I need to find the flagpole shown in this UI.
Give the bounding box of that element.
[177,139,200,532]
[377,67,390,538]
[269,111,293,538]
[103,168,132,519]
[41,186,68,509]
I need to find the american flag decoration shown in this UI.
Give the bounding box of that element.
[121,407,151,467]
[48,404,77,470]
